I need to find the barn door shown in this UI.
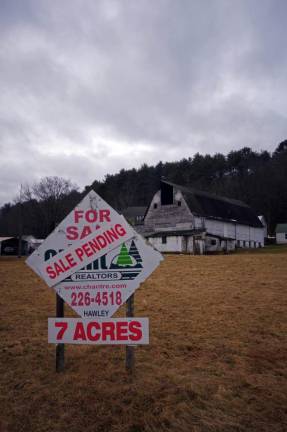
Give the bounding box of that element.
[182,236,188,253]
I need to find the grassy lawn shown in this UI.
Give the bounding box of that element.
[0,253,286,432]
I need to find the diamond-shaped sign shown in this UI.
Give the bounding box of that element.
[26,190,163,317]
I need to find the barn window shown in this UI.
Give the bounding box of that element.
[177,200,181,206]
[210,239,217,246]
[285,233,287,239]
[153,203,158,209]
[162,236,167,244]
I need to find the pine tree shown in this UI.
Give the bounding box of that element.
[116,243,133,266]
[128,240,142,265]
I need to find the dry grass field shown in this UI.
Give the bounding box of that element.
[1,250,287,432]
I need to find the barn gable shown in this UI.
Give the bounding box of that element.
[144,184,193,231]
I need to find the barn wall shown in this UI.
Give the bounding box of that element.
[187,236,194,253]
[204,219,237,238]
[147,235,199,253]
[145,190,193,231]
[236,225,264,247]
[193,216,205,229]
[276,233,287,244]
[147,236,184,253]
[205,236,236,253]
[204,220,264,248]
[205,236,221,252]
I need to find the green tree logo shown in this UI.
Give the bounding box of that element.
[116,243,133,266]
[128,240,143,266]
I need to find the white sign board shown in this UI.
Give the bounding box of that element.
[26,191,163,318]
[48,318,149,345]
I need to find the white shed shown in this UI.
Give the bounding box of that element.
[275,224,287,244]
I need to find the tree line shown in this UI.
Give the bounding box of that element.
[1,141,286,238]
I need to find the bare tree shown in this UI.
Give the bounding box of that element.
[27,176,79,236]
[32,176,78,202]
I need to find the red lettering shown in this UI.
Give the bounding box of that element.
[74,210,84,223]
[66,253,76,268]
[102,322,115,341]
[129,321,142,341]
[73,322,87,340]
[82,242,93,257]
[86,322,101,341]
[80,225,92,239]
[59,258,70,272]
[103,231,112,244]
[54,262,65,276]
[55,322,68,340]
[105,228,118,242]
[46,265,56,279]
[86,210,97,223]
[96,234,107,248]
[100,209,111,222]
[66,226,78,240]
[75,247,84,261]
[114,224,126,237]
[88,239,100,253]
[116,321,129,341]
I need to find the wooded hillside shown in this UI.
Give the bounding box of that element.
[1,141,286,238]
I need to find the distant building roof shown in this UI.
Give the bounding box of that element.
[275,223,287,233]
[258,215,267,225]
[161,180,263,228]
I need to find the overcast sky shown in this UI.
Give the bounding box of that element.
[1,0,287,205]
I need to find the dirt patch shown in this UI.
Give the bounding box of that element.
[0,254,286,432]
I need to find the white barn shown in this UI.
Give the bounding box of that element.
[142,180,264,254]
[275,224,287,244]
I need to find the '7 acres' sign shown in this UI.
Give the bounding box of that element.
[26,190,163,345]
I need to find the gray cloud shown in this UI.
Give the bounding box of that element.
[1,0,287,205]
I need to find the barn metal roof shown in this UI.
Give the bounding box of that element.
[121,206,147,217]
[161,180,263,228]
[0,237,13,242]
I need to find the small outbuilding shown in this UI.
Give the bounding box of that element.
[275,224,287,244]
[0,237,28,255]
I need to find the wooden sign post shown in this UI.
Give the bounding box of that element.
[126,294,135,374]
[56,294,65,372]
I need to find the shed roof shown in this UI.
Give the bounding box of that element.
[275,223,287,233]
[0,237,13,242]
[162,180,263,228]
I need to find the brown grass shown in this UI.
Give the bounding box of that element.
[0,253,286,432]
